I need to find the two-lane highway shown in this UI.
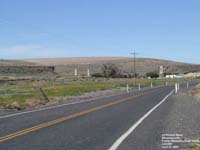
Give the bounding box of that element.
[0,85,175,150]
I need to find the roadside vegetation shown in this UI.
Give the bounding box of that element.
[145,72,159,78]
[189,83,200,103]
[190,142,200,150]
[0,78,182,110]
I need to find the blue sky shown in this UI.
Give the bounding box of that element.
[0,0,200,63]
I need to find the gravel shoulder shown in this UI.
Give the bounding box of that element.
[161,90,200,150]
[118,87,200,150]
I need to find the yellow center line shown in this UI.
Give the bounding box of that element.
[0,88,162,142]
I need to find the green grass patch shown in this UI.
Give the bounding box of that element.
[0,78,185,109]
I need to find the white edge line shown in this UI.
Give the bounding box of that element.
[0,96,112,119]
[0,85,169,119]
[108,90,174,150]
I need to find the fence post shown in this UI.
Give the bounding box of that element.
[74,68,77,76]
[39,88,49,102]
[175,83,178,93]
[87,68,90,77]
[178,83,180,90]
[138,83,141,91]
[151,82,153,88]
[127,84,129,93]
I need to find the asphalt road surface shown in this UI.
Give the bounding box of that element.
[0,83,195,150]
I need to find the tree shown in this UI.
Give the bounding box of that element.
[101,63,119,78]
[146,72,159,78]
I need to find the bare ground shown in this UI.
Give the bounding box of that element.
[161,89,200,150]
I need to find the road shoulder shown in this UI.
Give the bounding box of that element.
[118,89,200,150]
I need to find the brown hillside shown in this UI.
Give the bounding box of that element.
[23,57,200,75]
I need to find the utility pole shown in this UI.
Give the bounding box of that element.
[130,52,139,86]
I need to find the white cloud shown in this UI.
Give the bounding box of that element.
[0,45,75,59]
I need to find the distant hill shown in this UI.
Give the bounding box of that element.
[0,59,35,66]
[23,57,200,75]
[0,60,55,77]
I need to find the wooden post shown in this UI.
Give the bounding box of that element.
[39,88,49,102]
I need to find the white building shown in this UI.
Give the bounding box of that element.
[166,75,176,79]
[165,74,184,79]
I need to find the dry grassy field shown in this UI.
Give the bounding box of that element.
[189,84,200,103]
[23,57,200,76]
[0,59,35,66]
[23,57,127,66]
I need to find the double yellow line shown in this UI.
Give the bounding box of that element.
[0,89,160,142]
